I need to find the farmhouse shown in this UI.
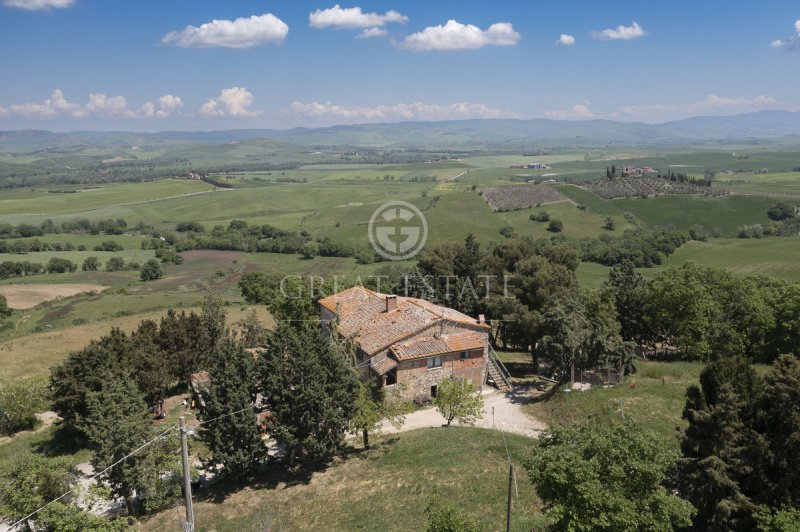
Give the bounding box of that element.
[319,286,495,401]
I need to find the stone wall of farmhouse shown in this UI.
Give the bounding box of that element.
[395,347,486,402]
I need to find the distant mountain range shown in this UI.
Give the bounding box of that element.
[2,110,800,152]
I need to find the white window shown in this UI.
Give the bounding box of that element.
[427,356,443,369]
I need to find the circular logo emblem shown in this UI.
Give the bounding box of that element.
[368,200,428,261]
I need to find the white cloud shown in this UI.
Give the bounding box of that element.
[200,87,259,117]
[10,89,81,118]
[771,20,800,52]
[618,94,778,121]
[3,0,74,10]
[161,14,288,49]
[400,20,520,51]
[592,21,645,41]
[3,89,189,120]
[286,100,518,123]
[357,27,388,39]
[556,34,575,46]
[309,4,407,29]
[138,94,183,118]
[543,101,594,119]
[85,93,134,118]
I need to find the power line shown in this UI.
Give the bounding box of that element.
[9,424,179,530]
[9,404,256,530]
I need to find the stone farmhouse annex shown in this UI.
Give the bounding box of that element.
[319,286,493,401]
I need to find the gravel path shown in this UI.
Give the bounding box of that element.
[380,386,546,438]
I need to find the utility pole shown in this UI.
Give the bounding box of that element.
[179,416,195,532]
[506,464,514,532]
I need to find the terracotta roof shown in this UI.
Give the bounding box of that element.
[371,357,398,376]
[319,286,489,356]
[390,332,485,361]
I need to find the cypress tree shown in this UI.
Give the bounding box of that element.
[202,339,265,479]
[260,322,359,466]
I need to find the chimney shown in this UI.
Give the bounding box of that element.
[478,314,485,325]
[385,295,397,313]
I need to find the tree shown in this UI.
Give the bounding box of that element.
[46,257,77,273]
[767,203,794,221]
[235,308,267,348]
[202,339,265,479]
[525,419,695,531]
[50,328,132,435]
[678,356,763,531]
[105,257,125,272]
[82,256,100,272]
[755,354,800,508]
[37,502,134,531]
[350,383,411,448]
[434,376,483,427]
[0,454,75,526]
[607,261,647,341]
[753,506,800,532]
[260,322,359,465]
[547,219,563,232]
[82,373,153,514]
[537,297,591,384]
[0,294,11,318]
[603,217,616,231]
[200,293,227,360]
[139,259,163,281]
[300,240,320,259]
[425,496,479,532]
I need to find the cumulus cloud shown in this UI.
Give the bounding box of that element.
[200,87,259,117]
[286,100,518,123]
[3,0,74,10]
[770,19,800,52]
[10,89,82,118]
[3,89,190,120]
[309,4,407,29]
[618,94,778,121]
[592,21,645,41]
[161,14,288,48]
[556,34,575,46]
[357,27,388,39]
[543,101,594,119]
[400,20,520,51]
[138,94,184,118]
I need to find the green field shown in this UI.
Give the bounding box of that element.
[142,427,541,532]
[661,237,800,281]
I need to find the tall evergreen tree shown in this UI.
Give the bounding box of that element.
[202,339,265,479]
[755,354,800,508]
[83,373,153,514]
[260,322,359,465]
[607,260,647,341]
[678,357,763,531]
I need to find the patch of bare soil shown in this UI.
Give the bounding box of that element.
[0,283,108,309]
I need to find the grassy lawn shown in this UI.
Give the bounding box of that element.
[524,360,702,446]
[141,427,541,532]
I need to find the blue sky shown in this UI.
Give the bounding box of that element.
[1,0,799,131]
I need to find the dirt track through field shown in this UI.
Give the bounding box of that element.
[0,283,107,309]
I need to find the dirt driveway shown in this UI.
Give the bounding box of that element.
[380,387,545,438]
